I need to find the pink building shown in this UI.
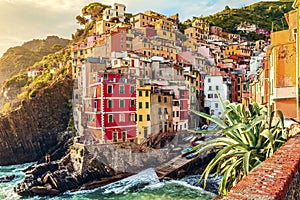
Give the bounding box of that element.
[86,73,137,143]
[111,27,127,53]
[256,28,270,37]
[210,26,222,37]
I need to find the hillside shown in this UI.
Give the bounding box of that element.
[181,0,294,40]
[0,36,70,84]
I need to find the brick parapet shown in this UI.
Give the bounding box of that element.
[221,134,300,200]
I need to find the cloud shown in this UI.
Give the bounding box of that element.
[0,0,261,57]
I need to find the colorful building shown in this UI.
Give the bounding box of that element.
[86,73,137,143]
[102,3,126,22]
[268,10,297,118]
[185,19,210,42]
[151,86,174,135]
[137,83,151,144]
[225,44,251,57]
[293,0,300,119]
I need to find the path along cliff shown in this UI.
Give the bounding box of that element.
[0,76,73,166]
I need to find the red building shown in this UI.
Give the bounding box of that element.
[86,73,137,143]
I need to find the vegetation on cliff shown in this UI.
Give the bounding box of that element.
[72,2,110,44]
[179,0,294,40]
[1,49,71,114]
[0,36,70,84]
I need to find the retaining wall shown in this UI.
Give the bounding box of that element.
[222,134,300,200]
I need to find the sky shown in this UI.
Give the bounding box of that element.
[0,0,276,57]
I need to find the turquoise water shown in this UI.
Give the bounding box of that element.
[0,163,215,200]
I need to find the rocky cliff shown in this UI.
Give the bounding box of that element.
[0,77,73,166]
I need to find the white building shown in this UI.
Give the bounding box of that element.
[103,3,126,22]
[204,75,230,117]
[249,55,264,75]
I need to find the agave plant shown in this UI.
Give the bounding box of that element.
[189,100,289,196]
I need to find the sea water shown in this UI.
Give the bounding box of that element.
[0,163,216,200]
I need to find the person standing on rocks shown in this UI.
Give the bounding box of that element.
[45,154,51,163]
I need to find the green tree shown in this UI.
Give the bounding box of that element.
[224,5,231,11]
[189,100,290,196]
[76,15,89,25]
[82,2,110,21]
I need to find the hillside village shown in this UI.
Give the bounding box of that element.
[25,2,295,145]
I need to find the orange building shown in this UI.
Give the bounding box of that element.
[268,10,297,118]
[292,0,299,119]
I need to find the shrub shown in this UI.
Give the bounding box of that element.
[190,100,289,195]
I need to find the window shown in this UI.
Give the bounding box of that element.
[93,88,97,98]
[191,86,195,93]
[214,94,218,98]
[120,85,124,94]
[158,108,162,115]
[216,86,219,90]
[172,111,175,117]
[215,103,218,108]
[113,131,118,142]
[208,78,211,83]
[159,122,163,132]
[108,114,113,123]
[122,131,126,142]
[119,114,125,122]
[158,96,161,102]
[129,113,135,122]
[191,96,195,103]
[108,100,113,108]
[208,94,213,98]
[130,100,135,107]
[164,97,168,103]
[104,74,108,80]
[108,85,113,94]
[145,102,149,108]
[94,100,97,110]
[209,86,212,91]
[144,127,148,138]
[145,91,149,96]
[164,108,168,114]
[139,91,143,96]
[139,115,143,121]
[147,114,150,121]
[130,86,135,94]
[120,99,125,108]
[139,102,142,109]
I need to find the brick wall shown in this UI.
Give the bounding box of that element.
[221,134,300,200]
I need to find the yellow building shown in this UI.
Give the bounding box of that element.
[130,13,157,28]
[268,10,297,118]
[225,44,251,57]
[184,19,210,41]
[95,20,117,35]
[156,29,176,41]
[293,0,300,119]
[155,18,173,31]
[137,83,152,144]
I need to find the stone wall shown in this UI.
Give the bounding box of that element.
[0,77,73,166]
[221,134,300,200]
[84,143,175,173]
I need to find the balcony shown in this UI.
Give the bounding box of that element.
[273,87,296,100]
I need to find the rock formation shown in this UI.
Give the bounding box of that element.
[14,153,116,197]
[0,77,73,166]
